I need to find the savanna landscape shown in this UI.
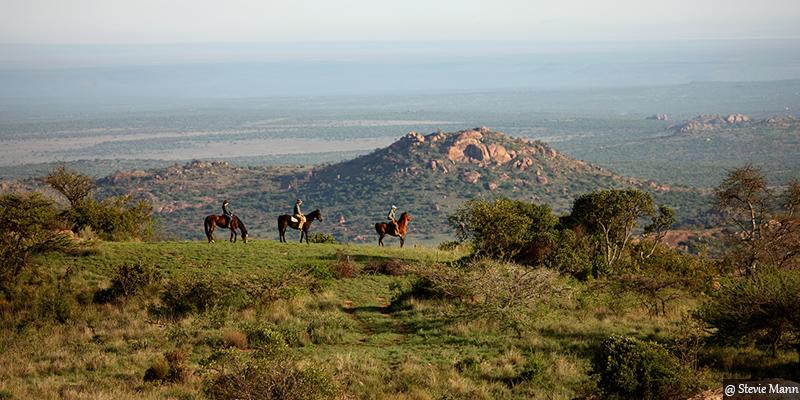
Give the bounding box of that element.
[1,78,800,400]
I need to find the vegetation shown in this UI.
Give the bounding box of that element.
[40,162,160,241]
[0,192,75,290]
[712,163,800,273]
[592,335,698,400]
[0,229,793,400]
[0,88,799,398]
[698,267,800,360]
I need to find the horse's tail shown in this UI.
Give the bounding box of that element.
[375,222,382,234]
[204,216,212,237]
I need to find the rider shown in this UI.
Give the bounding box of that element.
[293,199,307,227]
[222,200,233,227]
[387,205,398,233]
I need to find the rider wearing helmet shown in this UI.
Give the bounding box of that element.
[387,205,398,233]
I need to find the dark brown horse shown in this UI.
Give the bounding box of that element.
[204,214,248,243]
[277,209,323,243]
[375,211,412,247]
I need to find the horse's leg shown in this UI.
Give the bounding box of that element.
[230,228,236,243]
[400,235,404,248]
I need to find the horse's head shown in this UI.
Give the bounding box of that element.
[234,216,248,243]
[401,212,412,221]
[313,209,323,221]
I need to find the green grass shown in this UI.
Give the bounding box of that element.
[0,240,795,399]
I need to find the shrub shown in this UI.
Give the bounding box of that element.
[308,232,337,244]
[447,195,558,262]
[95,261,162,303]
[242,323,288,350]
[328,250,358,278]
[203,348,337,400]
[69,195,158,241]
[0,193,75,290]
[592,335,696,400]
[144,346,192,384]
[148,275,236,322]
[404,258,559,336]
[697,267,800,358]
[520,353,549,385]
[39,162,161,242]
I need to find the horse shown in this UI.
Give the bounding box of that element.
[277,209,323,244]
[375,211,412,247]
[204,214,248,244]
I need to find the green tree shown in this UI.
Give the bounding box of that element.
[0,193,75,289]
[39,161,96,207]
[712,164,800,272]
[447,195,557,262]
[70,195,158,241]
[39,163,159,241]
[564,189,671,272]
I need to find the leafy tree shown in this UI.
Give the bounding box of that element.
[563,189,672,272]
[447,195,557,261]
[69,195,158,241]
[712,164,800,272]
[638,204,676,262]
[0,193,75,289]
[39,161,96,207]
[39,163,159,241]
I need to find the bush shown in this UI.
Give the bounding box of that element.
[69,195,158,241]
[203,348,337,400]
[592,335,696,400]
[520,353,549,385]
[39,162,161,242]
[0,193,75,290]
[144,346,191,384]
[148,275,239,322]
[697,267,800,358]
[242,323,288,350]
[95,261,162,303]
[307,232,337,244]
[447,195,558,262]
[404,258,558,336]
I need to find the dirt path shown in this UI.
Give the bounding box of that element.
[342,297,408,347]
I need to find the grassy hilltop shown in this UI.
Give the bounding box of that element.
[2,239,791,400]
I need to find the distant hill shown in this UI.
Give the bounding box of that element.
[88,127,709,244]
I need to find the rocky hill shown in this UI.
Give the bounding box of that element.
[670,113,797,135]
[76,127,706,243]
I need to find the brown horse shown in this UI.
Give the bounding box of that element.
[277,209,323,243]
[204,214,248,243]
[375,211,412,247]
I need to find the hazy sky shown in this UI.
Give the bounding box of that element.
[1,0,799,44]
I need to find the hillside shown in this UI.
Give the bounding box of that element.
[88,127,709,243]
